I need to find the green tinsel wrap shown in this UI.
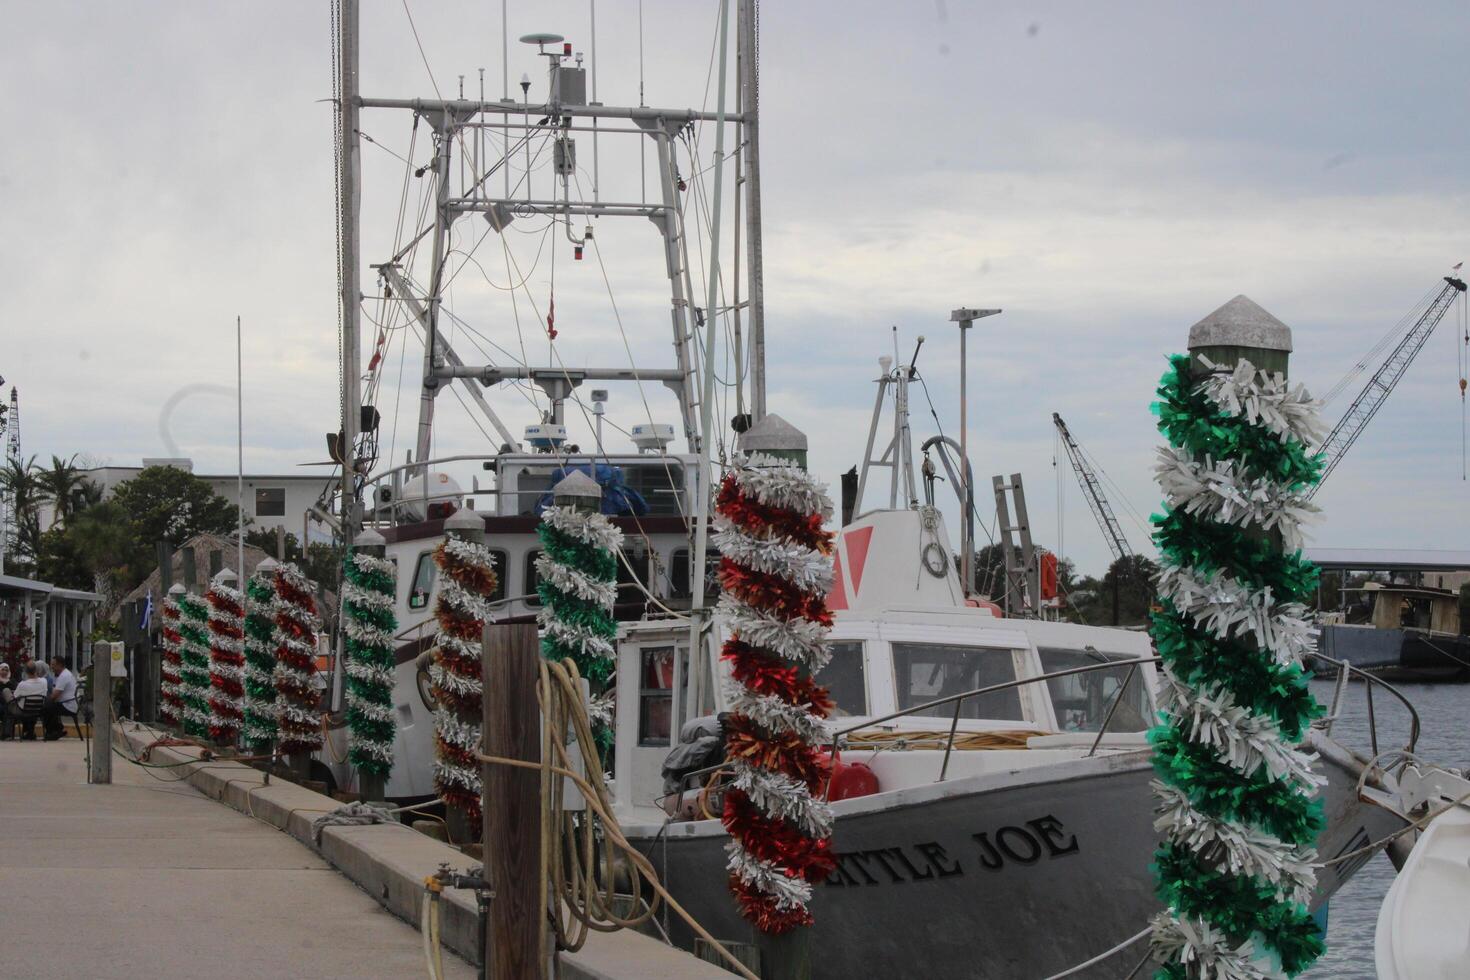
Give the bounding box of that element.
[1149,353,1326,978]
[1155,354,1323,491]
[1153,510,1319,600]
[536,518,620,685]
[1155,844,1325,974]
[342,549,398,778]
[242,573,279,749]
[177,593,212,738]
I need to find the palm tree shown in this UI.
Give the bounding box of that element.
[36,454,88,528]
[0,455,46,564]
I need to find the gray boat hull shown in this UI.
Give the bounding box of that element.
[627,735,1398,979]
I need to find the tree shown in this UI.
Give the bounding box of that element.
[0,455,46,569]
[110,466,246,550]
[35,454,89,528]
[244,527,342,590]
[69,500,149,597]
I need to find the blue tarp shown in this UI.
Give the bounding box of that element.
[533,464,650,517]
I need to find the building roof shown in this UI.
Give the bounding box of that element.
[117,533,275,608]
[1305,548,1470,572]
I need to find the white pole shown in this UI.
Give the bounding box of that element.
[688,0,732,726]
[237,315,245,581]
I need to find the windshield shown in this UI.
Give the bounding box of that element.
[891,642,1024,722]
[814,641,867,718]
[1038,648,1151,733]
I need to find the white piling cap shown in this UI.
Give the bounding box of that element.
[167,582,186,597]
[211,567,238,587]
[355,527,387,549]
[255,557,278,576]
[552,470,602,502]
[737,413,808,453]
[443,505,484,531]
[1188,295,1293,353]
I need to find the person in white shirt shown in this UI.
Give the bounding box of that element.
[43,656,78,741]
[5,662,49,740]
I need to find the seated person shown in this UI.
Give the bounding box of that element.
[43,655,79,741]
[5,662,50,740]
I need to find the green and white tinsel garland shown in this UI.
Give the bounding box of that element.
[535,504,623,686]
[1148,354,1329,979]
[242,568,279,749]
[342,548,398,776]
[176,591,213,738]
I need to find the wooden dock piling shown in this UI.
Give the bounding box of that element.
[482,621,545,980]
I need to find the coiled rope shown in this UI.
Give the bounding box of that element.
[474,657,758,980]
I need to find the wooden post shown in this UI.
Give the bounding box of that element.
[443,506,486,844]
[181,547,197,591]
[483,622,545,980]
[356,528,388,803]
[91,641,112,784]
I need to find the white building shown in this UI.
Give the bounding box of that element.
[76,458,334,541]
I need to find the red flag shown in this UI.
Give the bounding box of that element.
[547,295,557,340]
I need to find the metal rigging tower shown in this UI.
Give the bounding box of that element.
[0,386,18,572]
[1052,412,1132,563]
[1310,275,1467,496]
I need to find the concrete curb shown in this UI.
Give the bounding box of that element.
[113,722,732,980]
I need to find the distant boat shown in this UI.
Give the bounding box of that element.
[1313,582,1470,682]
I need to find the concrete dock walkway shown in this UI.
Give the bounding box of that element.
[0,737,474,980]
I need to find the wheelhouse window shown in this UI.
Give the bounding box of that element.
[408,551,436,610]
[637,646,685,746]
[525,551,542,606]
[891,642,1024,722]
[254,487,286,517]
[815,641,868,717]
[1038,648,1150,733]
[484,549,508,604]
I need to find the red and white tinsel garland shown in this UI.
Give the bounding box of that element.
[159,593,184,727]
[431,536,496,825]
[713,453,837,934]
[206,581,246,744]
[272,562,323,754]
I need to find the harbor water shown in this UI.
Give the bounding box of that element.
[1302,678,1466,978]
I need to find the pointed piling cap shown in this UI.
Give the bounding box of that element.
[552,469,603,502]
[255,557,278,577]
[1188,295,1293,353]
[737,413,808,454]
[211,567,238,588]
[355,527,387,549]
[443,504,484,532]
[167,582,187,597]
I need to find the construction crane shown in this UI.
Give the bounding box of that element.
[1310,275,1467,496]
[1053,412,1132,562]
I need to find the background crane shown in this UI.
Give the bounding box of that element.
[1053,412,1133,562]
[1311,274,1467,496]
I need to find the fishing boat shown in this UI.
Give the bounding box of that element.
[313,6,1410,975]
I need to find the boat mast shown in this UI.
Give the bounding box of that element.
[738,0,766,420]
[338,0,362,545]
[688,0,733,713]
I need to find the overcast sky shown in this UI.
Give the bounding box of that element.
[3,1,1468,578]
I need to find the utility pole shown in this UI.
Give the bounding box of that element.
[338,0,362,548]
[950,308,1001,595]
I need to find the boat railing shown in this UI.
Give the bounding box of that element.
[361,451,690,527]
[831,656,1162,784]
[826,650,1422,786]
[1314,652,1421,760]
